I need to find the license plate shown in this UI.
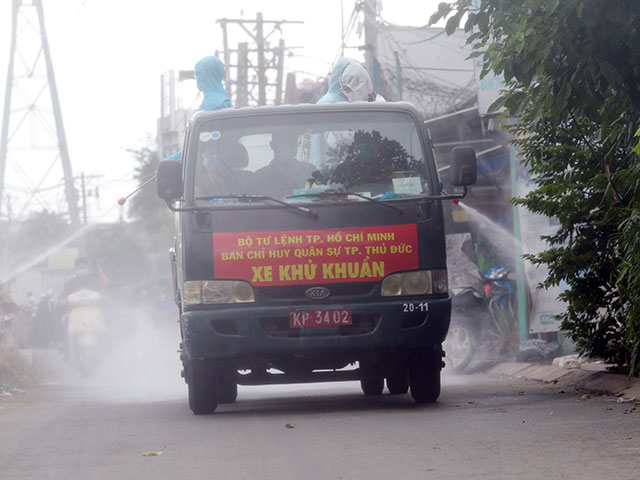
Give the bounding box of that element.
[289,308,352,328]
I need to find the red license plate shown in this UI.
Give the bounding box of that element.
[289,308,352,328]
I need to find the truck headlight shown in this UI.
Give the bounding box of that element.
[380,270,447,296]
[183,280,255,305]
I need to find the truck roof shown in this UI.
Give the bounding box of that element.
[189,101,425,125]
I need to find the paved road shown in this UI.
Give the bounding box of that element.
[1,348,639,480]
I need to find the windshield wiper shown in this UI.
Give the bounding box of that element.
[194,194,318,218]
[286,190,403,215]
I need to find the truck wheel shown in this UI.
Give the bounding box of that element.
[359,358,384,396]
[386,365,409,394]
[218,371,238,404]
[187,359,219,414]
[361,374,384,396]
[409,347,442,404]
[443,316,476,373]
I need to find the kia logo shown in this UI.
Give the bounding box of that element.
[305,286,330,300]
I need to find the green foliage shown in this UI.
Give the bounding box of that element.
[431,1,640,374]
[0,346,40,390]
[117,142,174,284]
[125,143,174,250]
[84,224,151,286]
[1,210,73,276]
[14,210,71,255]
[127,145,170,225]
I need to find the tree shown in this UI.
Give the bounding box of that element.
[126,143,174,246]
[123,142,174,287]
[15,210,71,254]
[127,144,169,225]
[431,0,640,374]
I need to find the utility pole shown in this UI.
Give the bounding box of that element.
[81,172,87,225]
[284,73,298,105]
[0,0,80,226]
[217,13,303,107]
[362,0,382,94]
[275,39,285,105]
[256,12,266,106]
[75,172,103,225]
[236,42,249,107]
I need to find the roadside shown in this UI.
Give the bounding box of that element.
[0,347,40,395]
[486,359,640,400]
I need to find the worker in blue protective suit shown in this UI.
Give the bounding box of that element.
[311,58,382,168]
[316,57,381,104]
[194,55,233,111]
[167,55,232,161]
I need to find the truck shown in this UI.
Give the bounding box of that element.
[156,101,477,414]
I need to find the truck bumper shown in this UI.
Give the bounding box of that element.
[181,297,451,360]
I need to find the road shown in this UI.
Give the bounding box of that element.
[1,347,639,480]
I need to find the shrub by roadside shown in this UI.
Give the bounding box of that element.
[0,347,40,394]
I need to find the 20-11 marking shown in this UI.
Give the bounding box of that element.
[402,302,429,313]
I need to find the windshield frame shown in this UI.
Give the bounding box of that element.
[182,103,438,210]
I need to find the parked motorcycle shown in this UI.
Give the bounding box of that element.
[482,264,517,353]
[64,289,108,376]
[444,234,495,372]
[445,285,490,371]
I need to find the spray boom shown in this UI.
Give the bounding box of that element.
[117,175,157,206]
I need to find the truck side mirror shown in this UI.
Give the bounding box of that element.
[157,160,183,202]
[450,146,477,186]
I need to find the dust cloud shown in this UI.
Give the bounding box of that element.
[80,303,185,404]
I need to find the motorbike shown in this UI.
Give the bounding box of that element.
[63,289,108,376]
[445,285,491,372]
[444,234,518,372]
[482,264,517,354]
[445,265,516,372]
[444,233,495,372]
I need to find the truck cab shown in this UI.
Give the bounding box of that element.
[157,102,477,414]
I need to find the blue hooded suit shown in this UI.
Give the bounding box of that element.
[316,57,357,104]
[166,56,232,160]
[194,56,232,111]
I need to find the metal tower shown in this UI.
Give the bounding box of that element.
[0,0,80,226]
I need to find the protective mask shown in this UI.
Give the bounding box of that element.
[77,269,90,277]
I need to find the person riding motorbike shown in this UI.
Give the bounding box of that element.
[58,258,108,370]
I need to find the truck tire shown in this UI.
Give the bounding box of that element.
[360,374,384,396]
[386,364,409,394]
[409,347,442,404]
[187,359,219,414]
[218,370,238,404]
[443,315,476,373]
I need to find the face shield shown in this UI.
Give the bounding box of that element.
[341,62,375,102]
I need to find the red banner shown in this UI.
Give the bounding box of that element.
[212,224,418,286]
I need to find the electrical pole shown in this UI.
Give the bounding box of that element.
[80,172,87,225]
[236,42,249,107]
[217,13,303,107]
[363,0,382,94]
[256,13,266,105]
[75,172,103,225]
[220,19,232,94]
[0,0,80,226]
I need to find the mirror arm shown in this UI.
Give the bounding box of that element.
[419,186,468,201]
[165,199,195,212]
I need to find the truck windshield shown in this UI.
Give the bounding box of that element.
[192,110,430,205]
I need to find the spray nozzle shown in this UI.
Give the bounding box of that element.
[116,175,157,207]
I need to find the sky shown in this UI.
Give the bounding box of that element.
[0,0,443,223]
